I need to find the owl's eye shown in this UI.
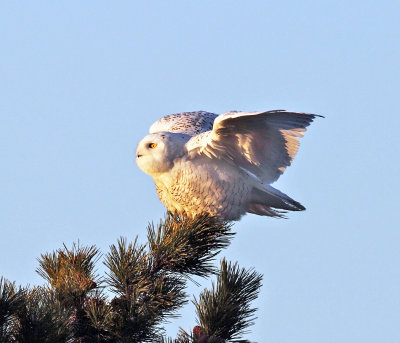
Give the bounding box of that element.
[148,143,157,149]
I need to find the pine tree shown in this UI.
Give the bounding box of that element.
[0,214,263,342]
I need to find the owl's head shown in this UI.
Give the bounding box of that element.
[136,132,189,176]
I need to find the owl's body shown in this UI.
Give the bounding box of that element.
[153,157,251,220]
[136,110,321,221]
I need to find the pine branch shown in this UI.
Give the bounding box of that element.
[147,213,234,278]
[12,286,71,343]
[36,242,102,342]
[36,242,101,308]
[193,259,263,342]
[103,214,234,342]
[84,291,114,341]
[104,237,187,342]
[103,237,147,296]
[0,277,24,343]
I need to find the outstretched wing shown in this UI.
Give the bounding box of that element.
[186,110,321,184]
[149,111,218,136]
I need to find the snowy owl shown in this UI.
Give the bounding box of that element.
[136,110,321,221]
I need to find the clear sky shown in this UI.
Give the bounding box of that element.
[0,1,399,342]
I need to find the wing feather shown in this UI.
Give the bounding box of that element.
[186,110,321,184]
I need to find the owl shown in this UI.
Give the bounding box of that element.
[136,110,321,221]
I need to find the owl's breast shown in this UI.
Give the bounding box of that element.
[153,159,251,220]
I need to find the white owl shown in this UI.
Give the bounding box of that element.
[136,110,321,221]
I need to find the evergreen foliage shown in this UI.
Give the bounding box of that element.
[146,214,234,278]
[12,287,70,343]
[0,277,23,342]
[1,214,263,343]
[193,259,262,342]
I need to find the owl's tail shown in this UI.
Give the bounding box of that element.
[246,185,305,218]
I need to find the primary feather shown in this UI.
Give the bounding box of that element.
[136,110,321,221]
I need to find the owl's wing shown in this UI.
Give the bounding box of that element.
[186,110,322,184]
[149,111,218,136]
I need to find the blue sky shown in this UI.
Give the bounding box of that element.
[0,1,399,342]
